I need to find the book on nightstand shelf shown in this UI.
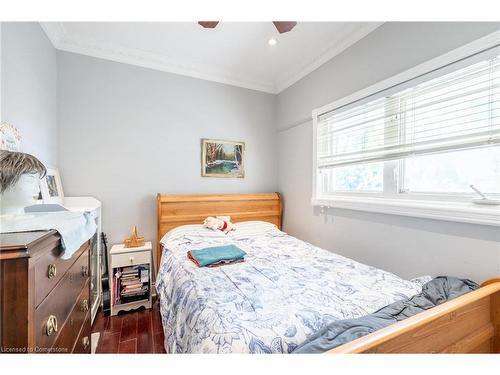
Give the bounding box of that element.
[110,241,153,315]
[113,265,150,305]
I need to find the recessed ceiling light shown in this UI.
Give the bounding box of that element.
[268,38,278,46]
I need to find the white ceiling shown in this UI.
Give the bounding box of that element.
[40,22,382,94]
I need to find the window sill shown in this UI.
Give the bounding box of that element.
[311,196,500,226]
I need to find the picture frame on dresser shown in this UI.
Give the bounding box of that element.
[40,168,64,204]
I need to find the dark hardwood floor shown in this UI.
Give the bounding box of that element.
[92,300,166,353]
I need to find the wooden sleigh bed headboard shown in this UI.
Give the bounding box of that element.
[156,192,282,268]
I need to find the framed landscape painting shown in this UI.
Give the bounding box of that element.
[201,139,245,178]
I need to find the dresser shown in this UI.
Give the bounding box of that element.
[0,230,91,353]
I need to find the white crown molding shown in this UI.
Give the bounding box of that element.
[275,22,384,93]
[39,22,67,47]
[40,22,276,93]
[40,22,381,95]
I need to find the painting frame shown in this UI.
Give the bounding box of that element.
[40,167,65,204]
[201,138,245,178]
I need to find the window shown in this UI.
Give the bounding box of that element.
[312,36,500,224]
[320,163,384,193]
[402,147,500,195]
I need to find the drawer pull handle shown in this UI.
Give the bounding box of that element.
[82,266,89,277]
[45,315,58,336]
[82,336,90,351]
[129,256,134,263]
[81,299,89,313]
[47,264,57,279]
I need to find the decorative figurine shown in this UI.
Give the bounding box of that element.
[124,225,145,248]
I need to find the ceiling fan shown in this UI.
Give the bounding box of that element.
[198,21,297,34]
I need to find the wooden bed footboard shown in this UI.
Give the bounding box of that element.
[329,279,500,353]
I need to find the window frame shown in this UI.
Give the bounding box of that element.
[311,31,500,226]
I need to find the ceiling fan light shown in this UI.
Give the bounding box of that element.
[268,38,278,46]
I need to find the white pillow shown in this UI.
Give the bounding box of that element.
[229,221,281,239]
[160,224,226,245]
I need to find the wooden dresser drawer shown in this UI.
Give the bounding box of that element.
[34,248,90,350]
[34,241,90,308]
[52,279,90,353]
[72,313,91,354]
[112,250,150,268]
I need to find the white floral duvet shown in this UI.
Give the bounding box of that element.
[156,224,430,353]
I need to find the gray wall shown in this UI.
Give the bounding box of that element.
[277,22,500,283]
[1,22,57,166]
[57,51,277,248]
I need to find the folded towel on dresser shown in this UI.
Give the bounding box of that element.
[187,244,247,267]
[0,211,97,259]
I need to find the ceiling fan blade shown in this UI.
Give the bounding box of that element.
[198,21,219,29]
[273,22,297,34]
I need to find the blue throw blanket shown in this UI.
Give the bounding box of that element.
[188,244,247,267]
[293,276,479,353]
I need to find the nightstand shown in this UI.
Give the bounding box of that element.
[110,241,152,316]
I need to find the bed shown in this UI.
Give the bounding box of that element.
[155,192,500,354]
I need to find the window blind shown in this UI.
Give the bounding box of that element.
[317,49,500,169]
